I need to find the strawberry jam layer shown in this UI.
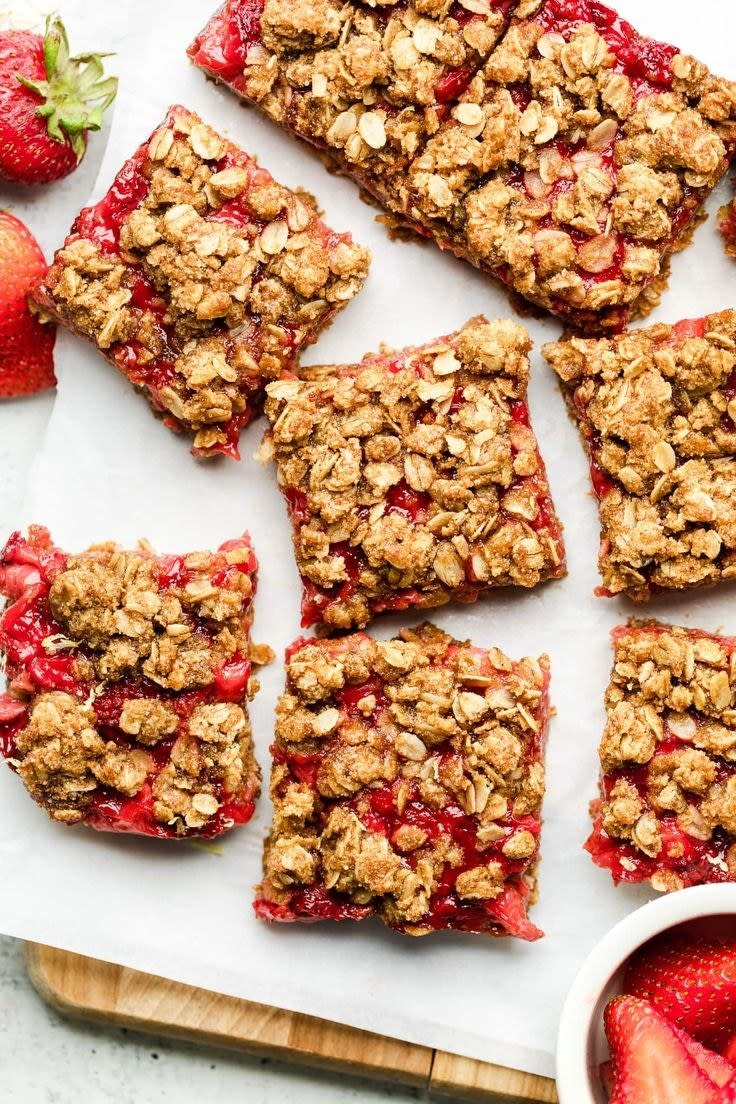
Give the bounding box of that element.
[720,198,736,254]
[58,108,303,461]
[282,376,564,629]
[36,105,368,461]
[258,635,549,940]
[189,0,730,333]
[189,0,516,101]
[537,0,677,92]
[586,807,735,889]
[0,527,259,840]
[588,623,736,889]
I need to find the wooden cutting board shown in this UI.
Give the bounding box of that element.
[26,944,557,1102]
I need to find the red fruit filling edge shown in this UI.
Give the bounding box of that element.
[0,527,259,839]
[280,349,565,629]
[586,622,736,888]
[32,106,357,459]
[255,634,549,941]
[188,0,733,330]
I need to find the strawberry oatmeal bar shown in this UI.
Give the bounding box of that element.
[260,316,565,631]
[544,310,736,601]
[189,0,736,331]
[587,621,736,891]
[0,526,265,838]
[33,105,370,459]
[255,623,550,940]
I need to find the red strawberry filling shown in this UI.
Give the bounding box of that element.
[586,622,736,892]
[33,106,368,459]
[65,112,309,460]
[256,632,548,941]
[190,0,736,333]
[282,366,564,628]
[0,527,260,839]
[720,198,736,256]
[537,0,677,90]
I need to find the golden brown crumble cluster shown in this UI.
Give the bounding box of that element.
[201,0,736,326]
[259,623,549,934]
[48,544,254,688]
[16,691,259,832]
[544,310,736,601]
[719,197,736,260]
[245,0,518,197]
[6,539,262,832]
[596,623,736,891]
[261,316,565,631]
[34,106,370,456]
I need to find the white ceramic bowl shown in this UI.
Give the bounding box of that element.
[556,884,736,1104]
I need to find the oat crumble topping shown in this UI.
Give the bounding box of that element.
[719,196,736,260]
[261,315,565,631]
[33,105,370,458]
[190,0,736,329]
[255,622,550,940]
[587,621,736,891]
[544,309,736,601]
[0,527,264,837]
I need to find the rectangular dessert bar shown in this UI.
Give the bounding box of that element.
[586,621,736,892]
[189,0,736,331]
[544,310,736,601]
[261,315,565,632]
[0,526,264,838]
[255,623,551,940]
[32,105,370,459]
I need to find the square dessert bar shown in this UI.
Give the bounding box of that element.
[255,623,551,940]
[33,105,370,459]
[0,526,264,838]
[544,310,736,602]
[586,621,736,892]
[261,316,565,632]
[190,0,736,331]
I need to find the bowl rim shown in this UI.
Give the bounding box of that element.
[556,883,736,1104]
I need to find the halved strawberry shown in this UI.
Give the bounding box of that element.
[605,996,723,1104]
[672,1026,735,1087]
[600,1059,615,1096]
[719,1077,736,1103]
[625,935,736,1051]
[0,211,55,397]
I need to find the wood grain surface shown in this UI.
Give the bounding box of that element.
[26,944,558,1102]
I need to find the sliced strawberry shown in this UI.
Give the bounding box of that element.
[0,211,55,397]
[625,935,736,1051]
[718,1077,736,1103]
[672,1026,735,1088]
[600,1059,615,1095]
[725,1036,736,1064]
[605,996,724,1104]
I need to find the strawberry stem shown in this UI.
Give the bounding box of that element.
[17,15,118,161]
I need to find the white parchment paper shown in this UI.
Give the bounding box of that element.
[2,0,736,1078]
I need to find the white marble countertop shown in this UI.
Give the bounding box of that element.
[0,935,432,1103]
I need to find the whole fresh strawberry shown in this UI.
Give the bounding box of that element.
[604,996,725,1104]
[625,935,736,1052]
[0,211,55,397]
[0,15,117,185]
